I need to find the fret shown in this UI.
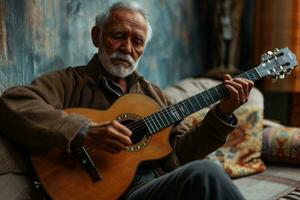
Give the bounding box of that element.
[181,101,190,114]
[200,97,207,106]
[220,85,228,96]
[153,115,161,131]
[168,107,176,121]
[210,88,219,100]
[201,93,208,105]
[188,99,197,112]
[247,71,252,79]
[238,70,248,79]
[254,68,262,79]
[209,89,216,101]
[158,114,167,127]
[174,105,184,119]
[153,114,163,130]
[167,106,177,121]
[153,114,169,133]
[178,105,186,117]
[245,72,251,80]
[179,105,187,118]
[144,117,155,133]
[214,87,222,99]
[248,71,255,81]
[204,92,212,105]
[251,70,257,79]
[151,115,160,131]
[193,95,201,109]
[146,114,163,134]
[165,107,175,124]
[142,119,152,135]
[208,90,214,102]
[241,69,260,81]
[171,108,180,121]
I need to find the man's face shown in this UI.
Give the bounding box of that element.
[98,9,148,78]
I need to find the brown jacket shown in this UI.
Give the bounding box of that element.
[0,54,237,175]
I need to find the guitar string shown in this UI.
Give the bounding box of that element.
[73,70,259,153]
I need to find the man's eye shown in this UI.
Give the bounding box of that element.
[133,38,144,46]
[112,33,123,39]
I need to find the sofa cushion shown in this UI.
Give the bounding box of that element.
[184,105,266,178]
[262,127,300,165]
[164,78,266,177]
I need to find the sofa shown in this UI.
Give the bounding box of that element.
[163,77,300,200]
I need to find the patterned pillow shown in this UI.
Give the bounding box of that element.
[262,127,300,164]
[185,105,266,178]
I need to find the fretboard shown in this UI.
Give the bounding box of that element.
[143,68,261,135]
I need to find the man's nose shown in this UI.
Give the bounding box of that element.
[120,39,132,54]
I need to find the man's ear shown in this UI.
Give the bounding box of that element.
[91,26,101,47]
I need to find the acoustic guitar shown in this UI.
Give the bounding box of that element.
[31,48,297,200]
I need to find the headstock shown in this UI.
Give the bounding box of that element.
[257,47,297,80]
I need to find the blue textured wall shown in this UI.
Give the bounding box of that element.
[0,0,204,91]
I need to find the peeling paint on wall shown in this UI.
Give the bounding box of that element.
[0,0,204,92]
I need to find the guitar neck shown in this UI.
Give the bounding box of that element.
[144,68,261,135]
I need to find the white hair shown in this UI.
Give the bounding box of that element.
[95,1,152,45]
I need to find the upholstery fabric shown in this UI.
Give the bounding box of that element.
[262,127,300,165]
[184,105,266,178]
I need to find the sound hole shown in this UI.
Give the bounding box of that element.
[120,119,147,145]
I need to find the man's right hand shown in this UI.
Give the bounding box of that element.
[84,120,132,154]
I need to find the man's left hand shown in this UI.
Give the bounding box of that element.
[217,74,254,117]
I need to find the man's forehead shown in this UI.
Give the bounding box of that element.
[106,9,147,32]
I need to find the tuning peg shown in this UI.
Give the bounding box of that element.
[267,51,273,55]
[273,48,280,53]
[279,74,285,79]
[279,65,284,71]
[261,53,268,59]
[287,68,292,75]
[277,71,285,79]
[272,75,278,82]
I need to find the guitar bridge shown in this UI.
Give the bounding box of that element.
[73,147,102,182]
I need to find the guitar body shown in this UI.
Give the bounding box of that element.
[31,94,173,200]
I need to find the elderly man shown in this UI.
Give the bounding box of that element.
[0,1,252,199]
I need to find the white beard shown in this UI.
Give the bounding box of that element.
[98,46,140,78]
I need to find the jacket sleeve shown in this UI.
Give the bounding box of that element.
[172,106,238,165]
[0,69,90,151]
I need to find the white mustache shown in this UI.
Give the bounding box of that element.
[109,52,135,66]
